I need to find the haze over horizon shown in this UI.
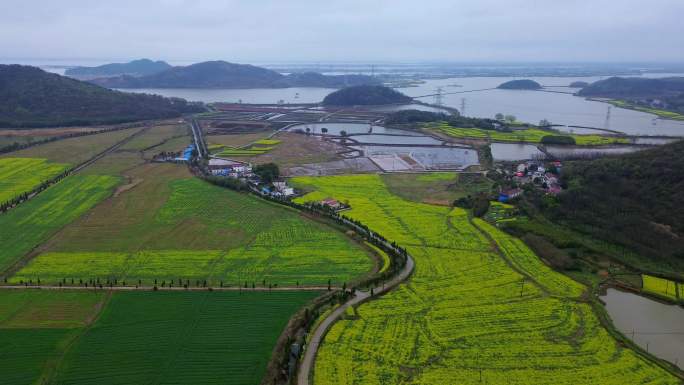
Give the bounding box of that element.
[2,0,683,64]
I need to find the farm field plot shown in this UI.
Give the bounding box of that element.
[248,132,346,168]
[206,132,274,149]
[429,122,628,145]
[381,172,493,205]
[0,290,106,385]
[0,290,106,328]
[0,290,316,385]
[118,124,188,151]
[144,135,190,156]
[642,274,680,301]
[0,174,119,273]
[51,290,318,385]
[215,147,274,157]
[0,158,69,203]
[214,141,279,157]
[0,127,106,149]
[291,174,677,385]
[13,163,373,286]
[0,127,141,164]
[0,135,53,147]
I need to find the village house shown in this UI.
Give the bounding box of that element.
[208,158,253,177]
[498,188,522,203]
[272,181,295,197]
[320,198,341,210]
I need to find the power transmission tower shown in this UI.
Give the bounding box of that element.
[461,98,466,115]
[604,106,612,130]
[434,87,444,106]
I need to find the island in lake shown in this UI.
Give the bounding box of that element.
[322,85,413,106]
[497,79,542,90]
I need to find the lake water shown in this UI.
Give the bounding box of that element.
[121,87,336,104]
[349,134,444,145]
[545,145,644,159]
[116,73,684,137]
[402,75,684,137]
[601,288,683,369]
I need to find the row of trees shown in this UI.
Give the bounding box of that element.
[12,276,309,290]
[0,123,143,155]
[0,168,71,213]
[1,124,150,214]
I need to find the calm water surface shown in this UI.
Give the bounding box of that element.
[121,87,335,104]
[116,73,684,137]
[349,134,444,145]
[490,143,544,161]
[403,75,684,137]
[545,145,644,158]
[601,288,683,369]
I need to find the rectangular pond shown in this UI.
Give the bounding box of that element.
[601,288,683,369]
[352,145,479,170]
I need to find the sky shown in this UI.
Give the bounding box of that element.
[1,0,683,64]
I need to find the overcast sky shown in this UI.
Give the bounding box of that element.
[1,0,683,64]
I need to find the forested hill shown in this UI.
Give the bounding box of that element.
[497,79,542,90]
[0,65,203,128]
[322,85,412,106]
[578,76,684,97]
[89,61,380,89]
[65,59,171,78]
[540,140,684,265]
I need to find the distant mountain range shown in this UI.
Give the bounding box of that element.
[65,59,172,79]
[0,65,202,128]
[88,61,381,89]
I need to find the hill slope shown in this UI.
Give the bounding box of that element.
[540,140,684,265]
[322,85,412,106]
[65,59,171,78]
[90,61,379,89]
[578,76,684,98]
[0,65,202,127]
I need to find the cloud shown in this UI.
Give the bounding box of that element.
[0,0,682,63]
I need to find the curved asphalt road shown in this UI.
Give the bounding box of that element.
[297,252,415,385]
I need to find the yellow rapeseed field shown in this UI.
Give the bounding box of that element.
[291,174,677,385]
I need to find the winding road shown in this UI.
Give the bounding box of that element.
[297,250,415,385]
